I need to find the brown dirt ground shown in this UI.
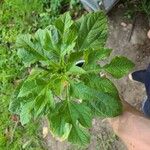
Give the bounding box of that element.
[43,4,150,150]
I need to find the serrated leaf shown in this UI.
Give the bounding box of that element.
[87,92,122,117]
[18,70,47,97]
[63,24,77,45]
[34,89,54,118]
[82,74,119,98]
[17,49,38,66]
[84,48,112,70]
[35,28,60,54]
[70,81,122,117]
[16,28,61,65]
[67,65,86,75]
[70,81,95,101]
[87,48,112,64]
[18,85,54,125]
[67,51,83,64]
[68,126,90,146]
[18,79,37,97]
[54,12,73,35]
[75,12,107,50]
[16,34,49,62]
[49,101,71,139]
[54,13,77,57]
[9,81,24,114]
[104,56,135,78]
[11,69,55,124]
[20,101,34,125]
[69,103,92,128]
[52,76,66,96]
[49,100,92,145]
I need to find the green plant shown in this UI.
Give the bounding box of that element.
[39,0,82,28]
[9,12,134,146]
[123,0,150,20]
[50,0,80,14]
[138,0,150,17]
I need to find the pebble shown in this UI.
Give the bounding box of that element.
[43,127,48,138]
[147,30,150,39]
[121,22,127,27]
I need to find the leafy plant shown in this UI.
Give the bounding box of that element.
[9,12,134,146]
[138,0,150,17]
[123,0,150,20]
[49,0,80,14]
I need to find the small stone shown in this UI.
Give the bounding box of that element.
[128,74,134,81]
[121,22,127,27]
[43,127,48,138]
[100,72,105,77]
[147,30,150,39]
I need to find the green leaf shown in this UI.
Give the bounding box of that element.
[11,69,55,124]
[34,89,54,118]
[84,48,112,70]
[35,28,60,54]
[18,78,37,98]
[69,103,92,128]
[49,100,92,145]
[75,12,107,50]
[54,12,73,35]
[82,74,119,98]
[18,84,54,125]
[70,81,95,101]
[9,81,24,114]
[60,25,77,57]
[10,11,131,146]
[87,92,122,117]
[67,51,83,64]
[49,101,71,139]
[68,126,90,146]
[67,65,86,75]
[70,81,122,117]
[86,48,112,64]
[63,24,77,45]
[16,28,62,65]
[104,56,135,78]
[18,70,47,97]
[20,101,34,125]
[17,49,38,66]
[16,34,49,62]
[54,13,77,57]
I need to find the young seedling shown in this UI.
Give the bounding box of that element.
[9,12,134,146]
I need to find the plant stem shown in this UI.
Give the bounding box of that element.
[55,95,63,101]
[66,84,70,101]
[10,121,19,143]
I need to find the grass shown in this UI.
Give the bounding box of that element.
[122,0,150,20]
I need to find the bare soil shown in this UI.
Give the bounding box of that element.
[43,4,150,150]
